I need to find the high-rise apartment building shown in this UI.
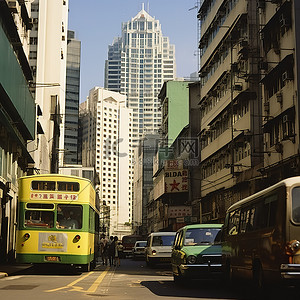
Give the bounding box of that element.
[28,0,69,173]
[258,0,300,185]
[105,5,176,146]
[196,0,300,224]
[197,0,262,222]
[80,88,133,236]
[64,30,81,165]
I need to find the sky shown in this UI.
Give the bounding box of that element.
[68,0,199,102]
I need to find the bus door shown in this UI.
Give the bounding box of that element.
[224,209,241,269]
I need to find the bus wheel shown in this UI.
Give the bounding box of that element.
[83,262,91,272]
[253,261,264,290]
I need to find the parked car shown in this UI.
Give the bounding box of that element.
[145,232,176,266]
[171,224,223,283]
[122,234,143,257]
[132,241,147,259]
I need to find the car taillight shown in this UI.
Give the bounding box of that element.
[73,234,81,242]
[285,240,300,255]
[24,233,30,240]
[152,250,157,255]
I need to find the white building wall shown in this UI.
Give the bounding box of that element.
[82,87,132,237]
[118,106,132,225]
[29,0,68,173]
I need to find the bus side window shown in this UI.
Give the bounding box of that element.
[240,207,255,233]
[252,194,278,230]
[253,201,266,230]
[265,194,278,227]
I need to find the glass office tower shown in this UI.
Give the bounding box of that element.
[105,6,176,146]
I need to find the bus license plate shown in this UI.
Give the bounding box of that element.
[160,258,170,262]
[45,256,60,262]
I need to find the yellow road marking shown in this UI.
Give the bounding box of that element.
[46,271,94,292]
[86,266,110,293]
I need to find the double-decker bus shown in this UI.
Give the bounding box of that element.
[16,174,100,271]
[222,177,300,288]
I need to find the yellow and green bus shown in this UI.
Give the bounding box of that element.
[16,174,100,271]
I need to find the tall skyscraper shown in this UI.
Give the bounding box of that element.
[80,88,133,236]
[64,30,81,165]
[105,5,176,146]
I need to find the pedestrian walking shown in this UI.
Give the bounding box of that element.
[116,240,123,267]
[99,234,108,265]
[114,236,121,267]
[107,236,115,266]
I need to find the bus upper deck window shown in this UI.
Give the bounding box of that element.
[57,182,80,192]
[292,187,300,223]
[32,181,55,191]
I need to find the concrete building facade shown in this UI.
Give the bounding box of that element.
[80,87,133,237]
[0,0,35,261]
[159,80,191,146]
[132,133,159,236]
[28,0,69,174]
[197,0,263,223]
[195,0,300,223]
[259,0,300,185]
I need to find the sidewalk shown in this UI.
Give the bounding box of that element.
[0,263,32,279]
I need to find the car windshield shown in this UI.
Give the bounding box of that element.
[184,228,221,246]
[136,242,146,247]
[152,235,175,246]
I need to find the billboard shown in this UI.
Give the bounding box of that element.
[164,169,188,193]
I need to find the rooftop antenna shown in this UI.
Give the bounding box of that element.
[147,2,150,13]
[142,3,144,10]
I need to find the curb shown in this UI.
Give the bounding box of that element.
[0,272,8,279]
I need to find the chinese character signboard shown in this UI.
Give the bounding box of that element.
[38,233,67,252]
[164,169,189,193]
[168,206,192,218]
[30,193,78,201]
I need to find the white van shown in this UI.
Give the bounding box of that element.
[145,232,176,266]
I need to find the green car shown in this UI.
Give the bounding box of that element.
[171,224,223,283]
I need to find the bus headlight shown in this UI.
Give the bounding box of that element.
[23,233,30,240]
[187,255,197,264]
[152,250,157,256]
[285,240,300,255]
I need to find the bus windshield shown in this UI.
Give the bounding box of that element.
[57,204,82,229]
[292,187,300,223]
[184,228,221,246]
[25,210,54,228]
[24,204,82,229]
